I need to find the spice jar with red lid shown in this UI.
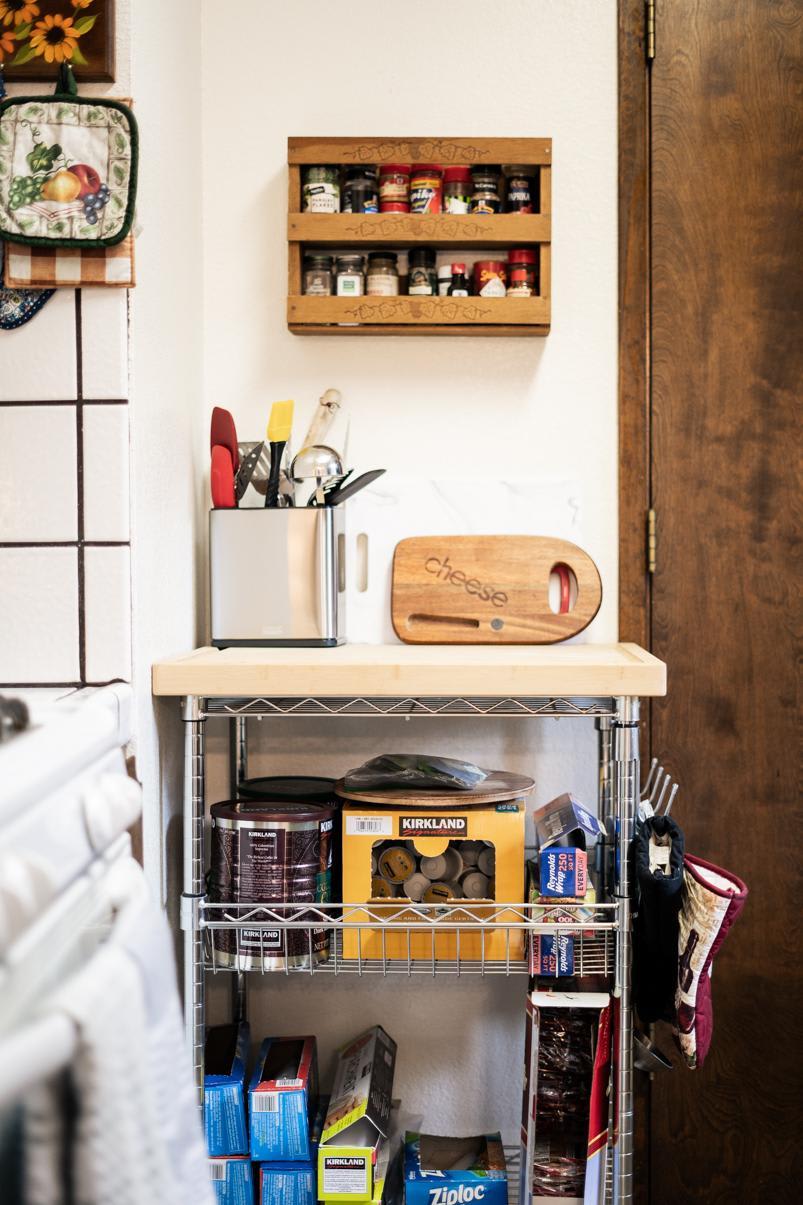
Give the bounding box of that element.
[473,259,507,297]
[443,166,472,214]
[379,164,411,213]
[506,248,538,296]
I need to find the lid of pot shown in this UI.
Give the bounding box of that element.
[237,775,336,803]
[211,799,335,822]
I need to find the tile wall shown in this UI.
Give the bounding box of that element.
[0,288,131,686]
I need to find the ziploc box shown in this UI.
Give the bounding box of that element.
[403,1132,508,1205]
[249,1035,318,1161]
[318,1025,397,1201]
[208,1156,252,1205]
[341,800,526,960]
[539,848,587,898]
[204,1022,249,1156]
[258,1094,327,1205]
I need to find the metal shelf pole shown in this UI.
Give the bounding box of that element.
[181,696,206,1104]
[229,715,249,1024]
[613,697,639,1205]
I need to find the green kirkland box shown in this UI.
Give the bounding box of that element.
[318,1026,397,1201]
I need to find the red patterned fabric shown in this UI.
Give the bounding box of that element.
[676,854,748,1068]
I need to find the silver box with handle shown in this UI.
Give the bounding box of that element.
[210,507,346,647]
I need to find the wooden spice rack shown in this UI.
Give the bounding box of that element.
[287,137,552,337]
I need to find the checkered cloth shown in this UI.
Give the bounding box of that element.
[3,236,136,288]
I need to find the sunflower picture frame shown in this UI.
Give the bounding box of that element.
[0,1,114,83]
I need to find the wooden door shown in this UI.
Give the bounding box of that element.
[620,1,802,1200]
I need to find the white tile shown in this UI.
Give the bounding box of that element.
[84,545,131,682]
[80,289,129,399]
[0,289,77,402]
[0,407,77,541]
[83,405,130,541]
[0,548,79,683]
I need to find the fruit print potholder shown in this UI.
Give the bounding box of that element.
[0,243,54,329]
[0,63,137,249]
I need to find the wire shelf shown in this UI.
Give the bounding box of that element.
[506,1144,522,1203]
[201,695,618,719]
[198,901,616,979]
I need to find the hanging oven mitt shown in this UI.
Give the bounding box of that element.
[675,854,748,1068]
[0,63,137,249]
[632,814,685,1025]
[0,242,54,329]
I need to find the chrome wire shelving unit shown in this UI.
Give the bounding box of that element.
[152,642,667,1205]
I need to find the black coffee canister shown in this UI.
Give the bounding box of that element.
[209,799,334,970]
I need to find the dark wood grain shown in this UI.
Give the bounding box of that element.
[648,1,803,1200]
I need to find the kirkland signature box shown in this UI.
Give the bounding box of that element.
[204,1022,250,1156]
[318,1026,397,1201]
[249,1035,318,1161]
[341,801,526,960]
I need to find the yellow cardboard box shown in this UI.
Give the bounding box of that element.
[341,801,526,961]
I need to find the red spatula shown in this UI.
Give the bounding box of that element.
[211,444,236,508]
[210,406,239,472]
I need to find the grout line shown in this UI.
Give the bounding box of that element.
[0,541,131,549]
[75,290,86,685]
[0,398,129,407]
[0,682,85,689]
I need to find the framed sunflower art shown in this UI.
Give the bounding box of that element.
[0,1,114,82]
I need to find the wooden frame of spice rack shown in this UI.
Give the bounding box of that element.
[287,137,552,337]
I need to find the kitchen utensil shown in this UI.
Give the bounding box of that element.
[325,468,386,506]
[334,769,534,807]
[300,387,341,450]
[264,400,295,508]
[235,440,264,501]
[391,535,602,644]
[290,444,344,506]
[210,406,239,472]
[210,444,235,508]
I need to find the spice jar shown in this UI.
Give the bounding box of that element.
[366,251,399,295]
[470,165,502,214]
[443,166,472,214]
[408,247,437,295]
[473,259,507,297]
[504,166,537,214]
[437,264,453,297]
[302,165,340,213]
[303,253,333,295]
[335,254,365,297]
[506,248,538,296]
[379,164,411,213]
[342,166,378,214]
[410,165,443,214]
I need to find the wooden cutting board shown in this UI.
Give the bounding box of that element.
[391,535,602,644]
[335,769,535,807]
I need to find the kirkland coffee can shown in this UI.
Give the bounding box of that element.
[209,800,334,970]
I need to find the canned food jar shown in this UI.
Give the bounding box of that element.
[209,800,334,971]
[366,251,399,295]
[302,165,340,213]
[409,247,437,295]
[379,164,411,213]
[410,165,443,214]
[335,254,365,297]
[504,165,537,213]
[342,166,378,214]
[473,259,507,297]
[470,166,502,214]
[506,247,538,296]
[443,166,472,214]
[303,253,333,296]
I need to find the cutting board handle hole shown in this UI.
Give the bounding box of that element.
[356,532,369,593]
[549,563,577,614]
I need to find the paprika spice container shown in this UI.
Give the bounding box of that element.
[410,165,443,214]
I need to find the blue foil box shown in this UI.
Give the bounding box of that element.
[404,1132,509,1205]
[249,1036,318,1162]
[538,847,587,898]
[535,932,575,976]
[208,1156,252,1205]
[258,1162,316,1205]
[205,1022,250,1156]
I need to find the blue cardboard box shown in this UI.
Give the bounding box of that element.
[208,1155,252,1205]
[204,1022,250,1156]
[533,931,574,976]
[258,1093,327,1205]
[403,1132,508,1205]
[538,847,587,898]
[250,1035,318,1161]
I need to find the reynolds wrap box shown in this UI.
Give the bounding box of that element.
[533,930,575,977]
[318,1026,397,1201]
[539,848,587,898]
[249,1035,318,1161]
[258,1094,327,1205]
[208,1156,252,1205]
[204,1022,249,1156]
[403,1132,508,1205]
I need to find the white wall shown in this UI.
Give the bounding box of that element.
[197,0,618,1144]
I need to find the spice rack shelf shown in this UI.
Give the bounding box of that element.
[287,136,552,337]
